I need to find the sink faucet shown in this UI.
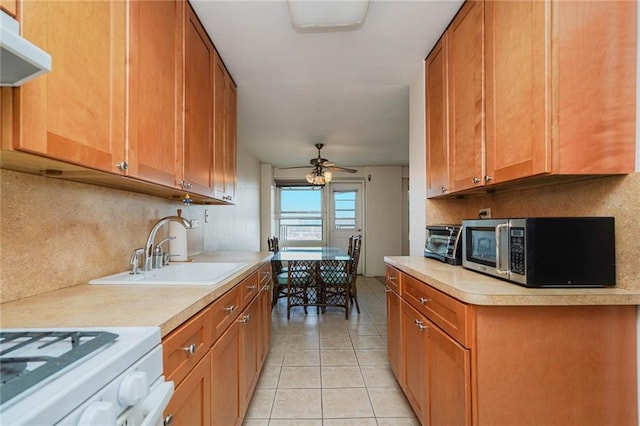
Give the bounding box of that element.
[143,216,192,271]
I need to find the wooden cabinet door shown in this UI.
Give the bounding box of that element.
[401,300,428,424]
[258,278,272,367]
[223,74,237,202]
[213,53,227,201]
[448,0,485,192]
[1,0,16,17]
[427,318,471,426]
[485,0,548,184]
[16,1,125,173]
[128,0,182,187]
[425,36,449,198]
[183,2,214,196]
[386,286,402,380]
[213,54,237,203]
[239,295,260,416]
[211,320,241,426]
[164,351,212,426]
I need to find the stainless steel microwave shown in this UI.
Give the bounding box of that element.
[461,217,616,287]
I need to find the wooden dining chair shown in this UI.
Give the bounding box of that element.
[319,259,351,319]
[286,260,315,320]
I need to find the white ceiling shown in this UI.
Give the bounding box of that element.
[190,0,464,170]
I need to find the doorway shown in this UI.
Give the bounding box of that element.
[328,182,364,274]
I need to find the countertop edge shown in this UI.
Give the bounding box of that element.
[384,256,640,306]
[0,252,274,337]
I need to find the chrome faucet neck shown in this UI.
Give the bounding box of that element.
[143,216,192,271]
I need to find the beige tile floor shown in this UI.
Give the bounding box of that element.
[243,276,420,426]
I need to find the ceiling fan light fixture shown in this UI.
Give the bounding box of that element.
[287,0,370,33]
[323,169,333,182]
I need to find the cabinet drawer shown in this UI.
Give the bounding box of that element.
[240,271,260,307]
[163,307,211,387]
[403,273,469,347]
[210,284,242,345]
[259,263,271,287]
[386,266,401,295]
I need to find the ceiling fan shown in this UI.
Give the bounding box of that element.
[280,143,357,185]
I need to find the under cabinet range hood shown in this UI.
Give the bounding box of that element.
[1,10,51,86]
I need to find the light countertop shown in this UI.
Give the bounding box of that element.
[384,256,640,306]
[0,251,272,337]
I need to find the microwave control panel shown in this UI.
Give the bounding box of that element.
[510,228,525,275]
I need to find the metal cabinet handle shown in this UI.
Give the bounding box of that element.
[222,195,232,201]
[116,161,128,171]
[238,314,251,323]
[163,414,174,426]
[388,276,397,281]
[472,177,481,184]
[414,319,427,331]
[247,285,257,290]
[224,305,235,313]
[384,287,392,293]
[419,297,431,305]
[441,186,447,193]
[182,343,196,355]
[484,175,493,182]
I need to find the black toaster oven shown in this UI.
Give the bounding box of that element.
[424,225,462,265]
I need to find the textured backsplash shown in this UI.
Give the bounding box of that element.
[426,174,640,291]
[0,170,207,303]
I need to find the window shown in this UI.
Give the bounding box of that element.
[333,190,356,229]
[278,187,323,243]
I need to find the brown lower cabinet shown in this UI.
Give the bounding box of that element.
[386,265,638,426]
[163,262,272,426]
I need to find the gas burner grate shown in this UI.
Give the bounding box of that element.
[0,331,118,404]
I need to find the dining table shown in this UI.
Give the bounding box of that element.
[271,246,352,318]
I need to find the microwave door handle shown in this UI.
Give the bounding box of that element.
[495,224,509,275]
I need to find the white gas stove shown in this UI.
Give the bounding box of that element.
[0,327,173,426]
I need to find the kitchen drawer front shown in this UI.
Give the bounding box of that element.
[386,266,401,295]
[240,270,260,308]
[403,273,469,347]
[163,307,212,387]
[210,284,242,345]
[258,262,271,287]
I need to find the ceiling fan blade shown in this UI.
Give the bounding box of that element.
[319,160,335,167]
[277,166,312,170]
[330,166,358,173]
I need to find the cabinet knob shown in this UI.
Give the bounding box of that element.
[419,297,431,305]
[164,414,174,426]
[247,285,257,290]
[179,180,193,190]
[116,161,128,171]
[182,343,197,355]
[441,186,447,193]
[223,195,232,201]
[224,305,235,313]
[239,314,251,323]
[384,287,392,293]
[484,175,493,182]
[472,177,481,184]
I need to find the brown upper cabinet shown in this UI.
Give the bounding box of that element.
[426,0,637,198]
[213,52,237,203]
[14,0,127,173]
[128,0,183,188]
[183,2,214,197]
[4,0,237,204]
[1,0,17,17]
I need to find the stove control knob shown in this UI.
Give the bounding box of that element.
[78,401,116,426]
[118,371,149,406]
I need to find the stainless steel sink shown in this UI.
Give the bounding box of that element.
[89,262,247,286]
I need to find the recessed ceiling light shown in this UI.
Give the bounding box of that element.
[287,0,370,33]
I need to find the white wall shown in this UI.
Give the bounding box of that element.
[203,148,261,251]
[408,61,427,256]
